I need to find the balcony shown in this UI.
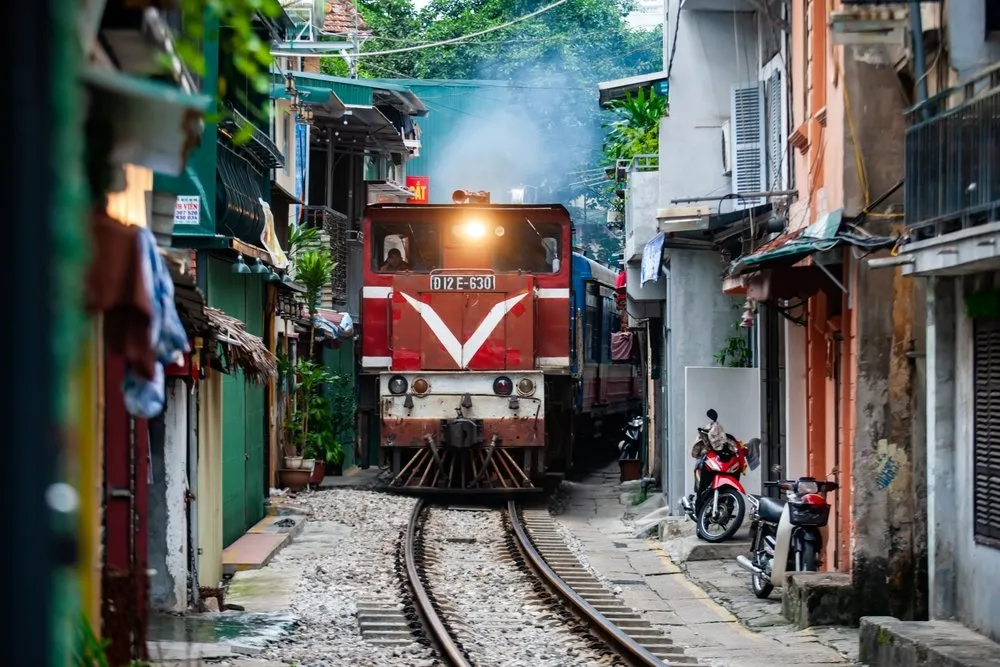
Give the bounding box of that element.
[302,206,348,307]
[906,63,1000,240]
[624,154,660,263]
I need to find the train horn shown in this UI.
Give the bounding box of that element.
[452,189,491,205]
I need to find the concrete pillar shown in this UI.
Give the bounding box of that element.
[148,382,190,612]
[926,275,957,620]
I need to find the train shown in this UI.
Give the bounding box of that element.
[358,191,641,493]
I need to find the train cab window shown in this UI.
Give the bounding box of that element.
[489,222,561,273]
[372,224,439,273]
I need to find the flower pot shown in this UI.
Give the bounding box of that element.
[308,460,326,486]
[284,456,303,469]
[278,468,311,492]
[301,458,315,472]
[619,458,642,483]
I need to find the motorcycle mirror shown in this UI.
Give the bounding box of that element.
[746,437,762,471]
[706,408,718,421]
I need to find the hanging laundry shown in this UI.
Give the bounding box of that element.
[85,211,157,379]
[122,226,191,418]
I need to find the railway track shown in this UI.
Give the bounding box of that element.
[402,500,699,667]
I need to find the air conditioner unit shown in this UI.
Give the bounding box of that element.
[721,120,732,176]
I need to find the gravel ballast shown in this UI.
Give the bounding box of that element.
[421,506,612,667]
[260,489,435,667]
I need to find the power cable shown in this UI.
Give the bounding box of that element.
[340,0,570,58]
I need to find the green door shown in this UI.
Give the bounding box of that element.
[208,257,266,547]
[242,278,265,531]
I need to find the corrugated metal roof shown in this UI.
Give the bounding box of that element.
[368,79,521,198]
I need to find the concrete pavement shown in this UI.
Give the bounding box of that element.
[553,465,861,667]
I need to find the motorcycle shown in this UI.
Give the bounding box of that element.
[735,476,839,598]
[679,409,761,543]
[618,415,643,460]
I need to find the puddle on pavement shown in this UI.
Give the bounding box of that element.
[148,610,298,648]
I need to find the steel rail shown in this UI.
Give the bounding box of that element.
[404,500,472,667]
[507,500,665,667]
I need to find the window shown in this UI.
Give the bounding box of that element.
[974,317,1000,548]
[731,82,766,208]
[371,223,440,273]
[585,283,599,363]
[988,1,1000,36]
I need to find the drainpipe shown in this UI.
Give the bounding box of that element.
[909,1,930,119]
[662,263,674,512]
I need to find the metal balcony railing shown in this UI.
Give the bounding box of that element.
[905,63,1000,237]
[629,154,659,173]
[302,206,348,307]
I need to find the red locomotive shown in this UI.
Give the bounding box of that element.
[359,190,640,493]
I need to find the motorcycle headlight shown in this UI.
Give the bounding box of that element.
[796,480,819,494]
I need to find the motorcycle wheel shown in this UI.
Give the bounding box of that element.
[695,488,746,543]
[802,543,818,572]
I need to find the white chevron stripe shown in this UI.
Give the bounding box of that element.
[400,291,530,367]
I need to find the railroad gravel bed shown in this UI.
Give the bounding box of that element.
[422,507,615,667]
[260,489,436,667]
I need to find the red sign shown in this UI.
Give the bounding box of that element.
[406,176,429,205]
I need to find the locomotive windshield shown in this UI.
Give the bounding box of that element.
[372,218,562,274]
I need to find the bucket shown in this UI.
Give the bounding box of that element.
[619,458,642,483]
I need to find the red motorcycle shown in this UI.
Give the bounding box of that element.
[680,409,761,542]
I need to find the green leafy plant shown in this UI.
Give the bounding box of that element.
[715,304,753,368]
[286,359,335,455]
[294,248,337,357]
[601,89,667,215]
[287,224,321,263]
[171,0,283,143]
[74,614,109,667]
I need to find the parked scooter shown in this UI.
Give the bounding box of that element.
[735,476,839,598]
[680,409,761,542]
[618,415,643,460]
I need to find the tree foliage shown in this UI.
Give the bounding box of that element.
[343,0,661,202]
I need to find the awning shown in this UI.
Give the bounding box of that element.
[271,180,303,206]
[598,71,669,108]
[204,307,277,384]
[167,257,209,335]
[728,209,898,276]
[366,179,412,201]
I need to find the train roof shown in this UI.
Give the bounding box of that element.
[366,203,571,215]
[572,253,619,287]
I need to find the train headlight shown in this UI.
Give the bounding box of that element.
[412,378,430,395]
[516,377,536,396]
[388,375,408,395]
[493,376,513,396]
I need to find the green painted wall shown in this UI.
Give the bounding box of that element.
[207,256,266,546]
[157,11,219,238]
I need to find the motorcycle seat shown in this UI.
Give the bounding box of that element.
[757,496,786,523]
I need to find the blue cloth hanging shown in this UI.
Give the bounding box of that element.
[123,227,191,419]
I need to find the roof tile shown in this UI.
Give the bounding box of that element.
[324,0,370,35]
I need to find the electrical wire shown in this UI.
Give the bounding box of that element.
[336,0,571,58]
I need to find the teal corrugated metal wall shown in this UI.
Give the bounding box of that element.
[389,81,519,203]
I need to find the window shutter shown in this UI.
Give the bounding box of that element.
[974,316,1000,547]
[731,82,766,209]
[767,70,783,189]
